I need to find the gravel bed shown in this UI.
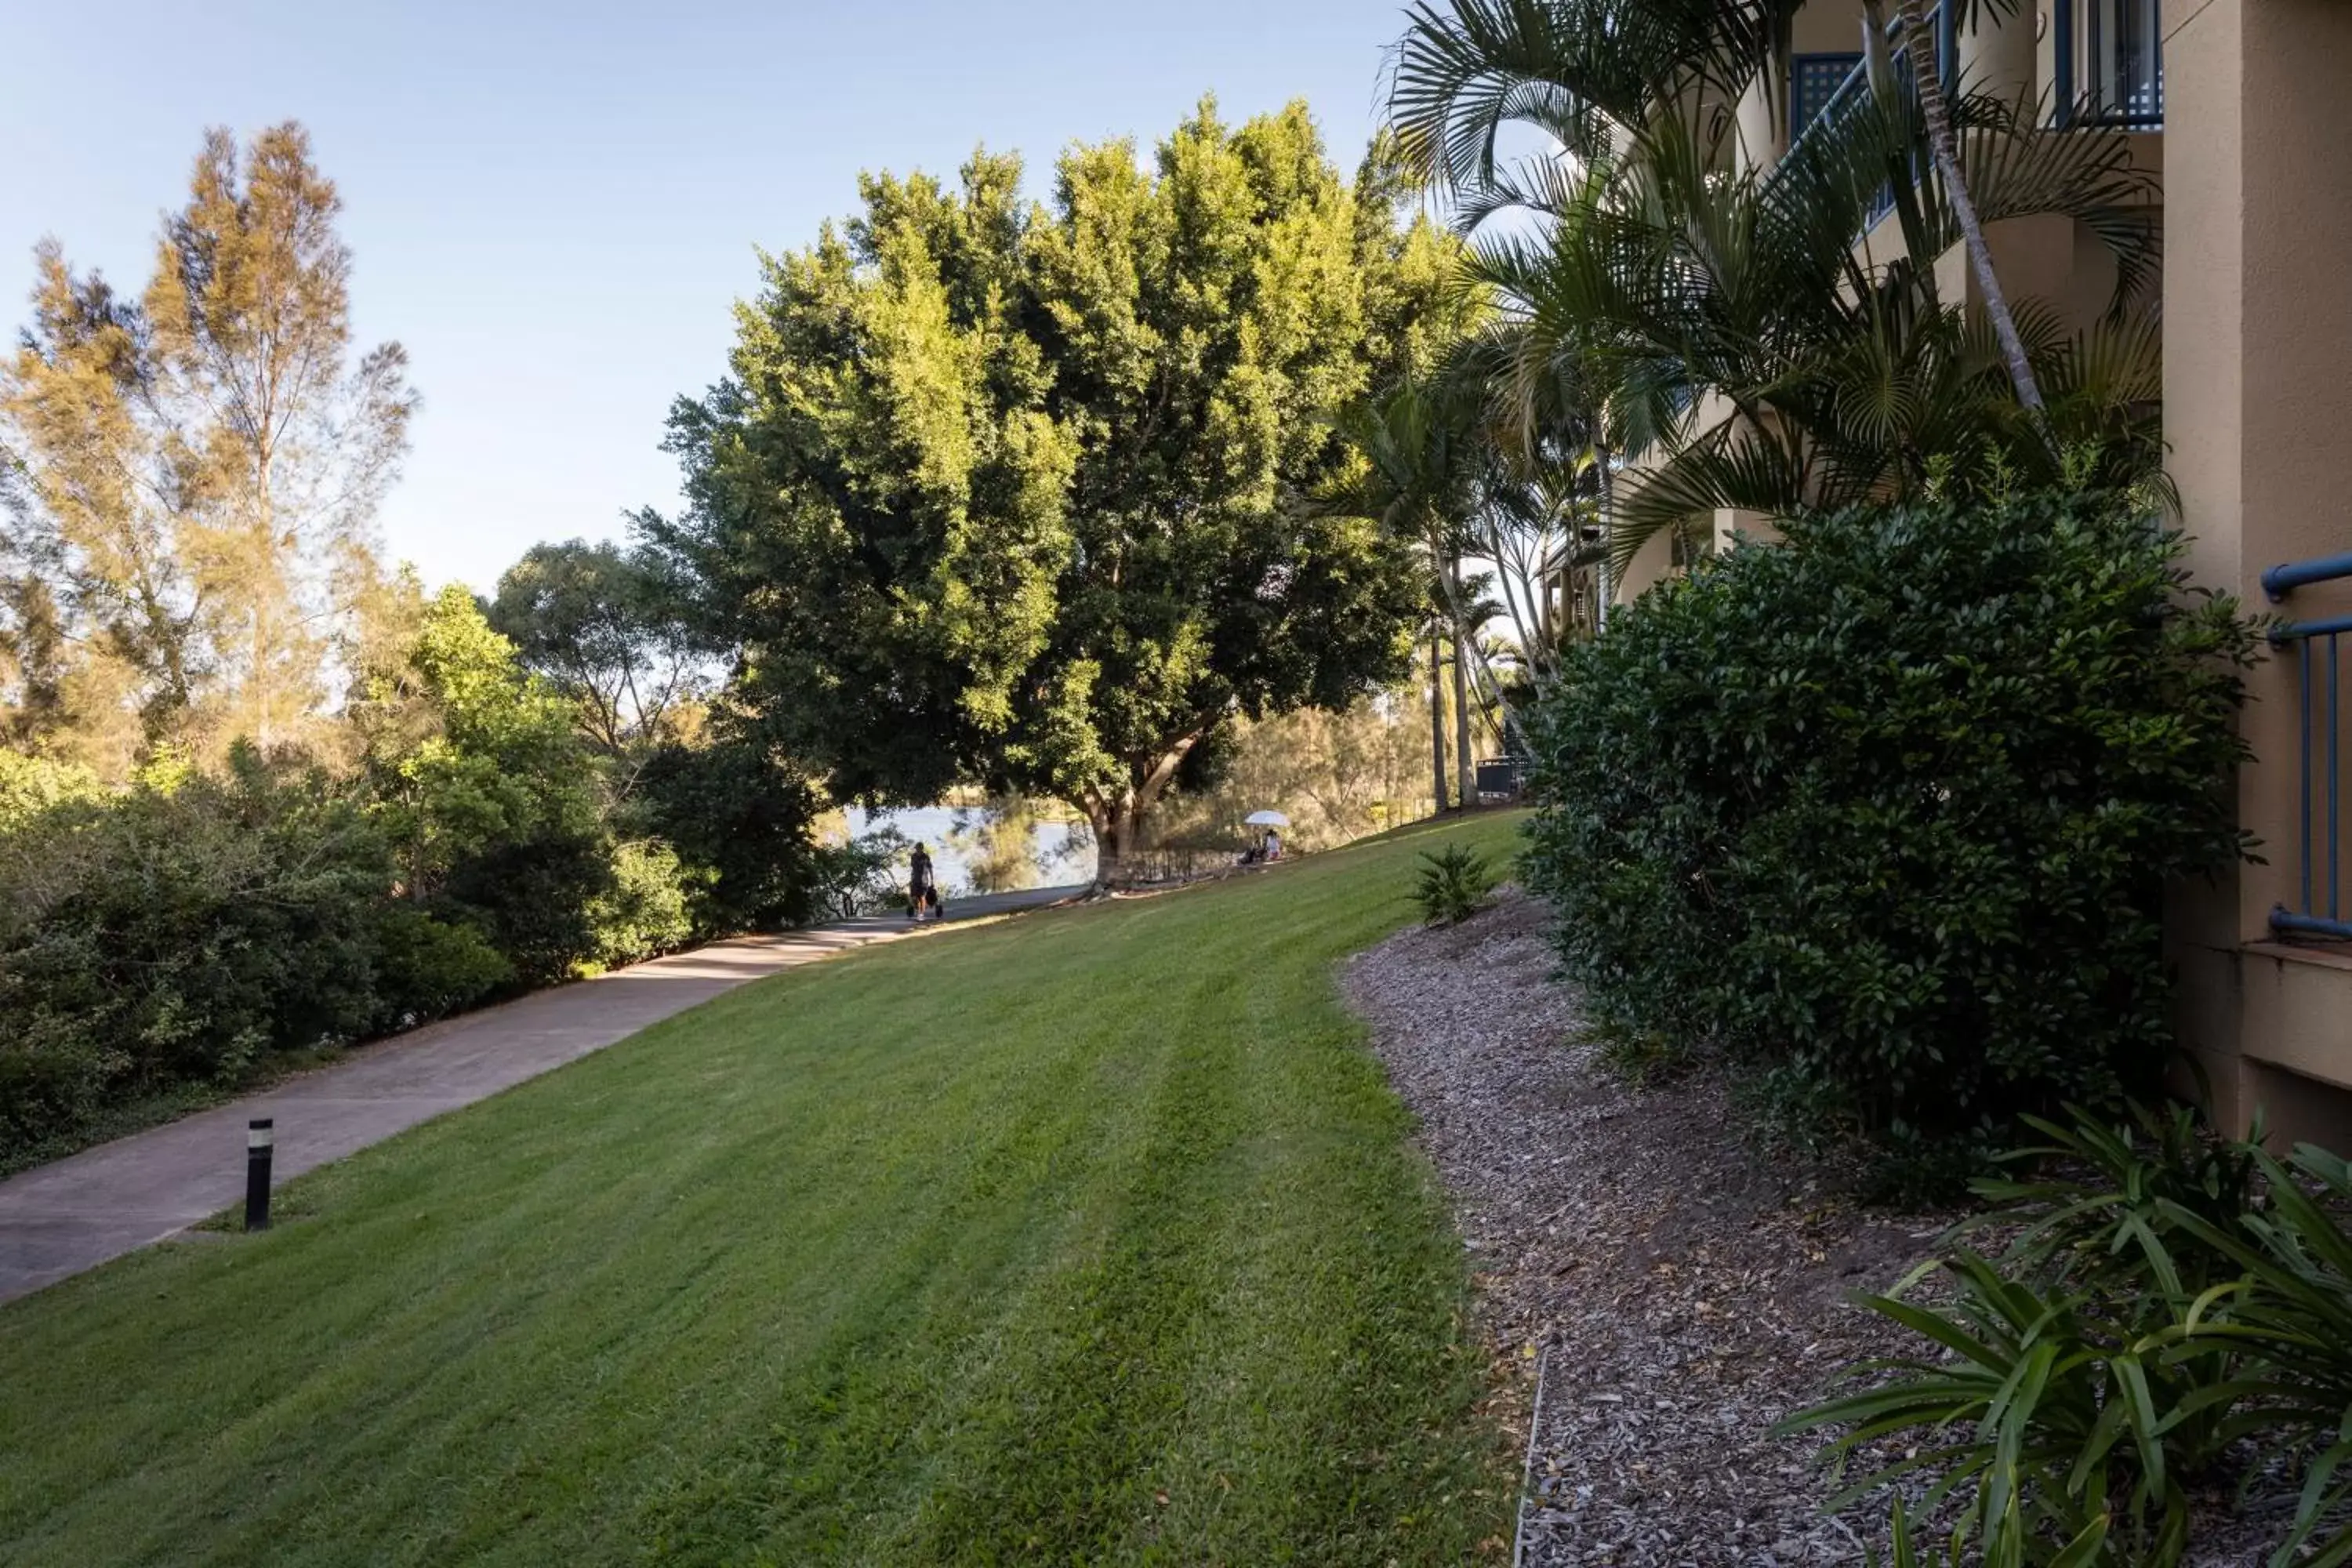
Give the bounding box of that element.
[1343,888,1948,1564]
[1341,887,2303,1566]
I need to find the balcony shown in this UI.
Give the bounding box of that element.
[1784,0,2162,173]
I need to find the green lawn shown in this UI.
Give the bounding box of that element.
[0,814,1524,1566]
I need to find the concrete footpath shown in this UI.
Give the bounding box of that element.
[0,885,1080,1305]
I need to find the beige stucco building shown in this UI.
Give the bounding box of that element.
[1615,0,2352,1142]
[2160,0,2352,1145]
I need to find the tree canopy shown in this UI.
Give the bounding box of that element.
[1,122,416,771]
[647,100,1468,877]
[487,539,710,776]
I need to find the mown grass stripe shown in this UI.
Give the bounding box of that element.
[0,815,1523,1566]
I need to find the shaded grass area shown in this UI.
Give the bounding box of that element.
[0,815,1524,1566]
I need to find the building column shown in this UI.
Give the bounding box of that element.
[2165,0,2352,1132]
[1960,0,2038,104]
[1734,63,1786,177]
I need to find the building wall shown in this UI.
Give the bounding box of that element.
[2162,0,2352,1140]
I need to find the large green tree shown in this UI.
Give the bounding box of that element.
[648,101,1458,881]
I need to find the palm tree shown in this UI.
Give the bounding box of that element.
[1875,0,2044,412]
[1327,379,1481,811]
[1390,0,2160,573]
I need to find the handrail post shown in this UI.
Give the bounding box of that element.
[2055,0,2076,128]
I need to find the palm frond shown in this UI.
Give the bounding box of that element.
[1610,416,1813,570]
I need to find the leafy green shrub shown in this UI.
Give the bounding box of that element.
[0,590,849,1168]
[1412,843,1497,925]
[586,840,696,969]
[0,751,102,832]
[2163,1144,2352,1566]
[0,754,396,1159]
[370,905,512,1029]
[1789,1247,2233,1565]
[1969,1102,2264,1298]
[434,829,612,986]
[1522,490,2254,1181]
[630,715,832,935]
[361,586,616,985]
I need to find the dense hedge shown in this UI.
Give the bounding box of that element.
[0,592,850,1169]
[0,757,480,1160]
[0,753,828,1167]
[1522,490,2254,1185]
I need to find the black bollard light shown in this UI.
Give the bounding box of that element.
[245,1117,274,1232]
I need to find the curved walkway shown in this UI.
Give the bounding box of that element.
[0,885,1081,1304]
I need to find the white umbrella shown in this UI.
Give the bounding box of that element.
[1243,811,1289,827]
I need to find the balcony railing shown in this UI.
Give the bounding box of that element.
[1783,0,2162,184]
[2054,0,2165,129]
[1782,6,1951,176]
[2263,552,2352,940]
[1779,5,1957,229]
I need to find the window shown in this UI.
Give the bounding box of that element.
[2089,0,2162,125]
[1791,53,1863,140]
[2058,0,2165,128]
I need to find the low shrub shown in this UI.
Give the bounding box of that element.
[586,840,696,969]
[0,746,553,1164]
[0,590,851,1169]
[0,751,102,831]
[1412,843,1497,926]
[1522,489,2255,1183]
[370,905,514,1029]
[630,717,835,934]
[1783,1105,2352,1567]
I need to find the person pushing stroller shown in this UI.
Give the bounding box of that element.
[908,842,943,922]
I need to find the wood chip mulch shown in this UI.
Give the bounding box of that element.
[1341,888,1955,1566]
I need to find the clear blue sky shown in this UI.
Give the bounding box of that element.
[3,0,1410,593]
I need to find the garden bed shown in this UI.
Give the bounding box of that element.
[1345,889,2311,1566]
[1342,889,1955,1565]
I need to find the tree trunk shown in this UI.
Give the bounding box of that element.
[1439,561,1525,742]
[1426,630,1450,816]
[1088,801,1133,891]
[1595,435,1615,630]
[1894,0,2044,412]
[1450,615,1475,808]
[1087,728,1210,891]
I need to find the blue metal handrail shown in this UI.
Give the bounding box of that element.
[2265,553,2352,601]
[1775,4,1955,230]
[1781,0,2161,175]
[2267,554,2352,941]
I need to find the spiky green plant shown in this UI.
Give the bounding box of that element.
[1410,842,1497,925]
[1786,1107,2352,1568]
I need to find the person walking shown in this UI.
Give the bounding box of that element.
[908,842,938,921]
